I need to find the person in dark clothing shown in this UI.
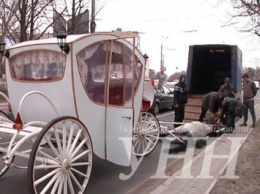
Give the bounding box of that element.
[219,77,236,98]
[173,74,188,127]
[198,91,224,122]
[239,73,257,127]
[218,97,246,132]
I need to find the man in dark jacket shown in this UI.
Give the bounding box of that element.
[239,73,257,127]
[173,74,188,127]
[218,97,246,132]
[219,77,236,98]
[198,91,223,122]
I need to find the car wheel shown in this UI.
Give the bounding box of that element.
[153,103,160,115]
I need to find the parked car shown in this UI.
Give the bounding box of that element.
[164,80,178,92]
[149,84,174,115]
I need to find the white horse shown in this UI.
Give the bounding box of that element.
[165,121,225,150]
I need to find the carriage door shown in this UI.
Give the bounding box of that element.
[105,40,136,166]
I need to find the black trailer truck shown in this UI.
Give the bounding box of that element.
[184,44,242,122]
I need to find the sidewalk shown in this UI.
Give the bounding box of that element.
[147,112,259,194]
[210,123,260,194]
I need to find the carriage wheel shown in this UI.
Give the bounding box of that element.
[0,145,15,177]
[0,110,15,177]
[132,111,160,156]
[28,116,93,194]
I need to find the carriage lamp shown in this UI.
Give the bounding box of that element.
[0,37,10,58]
[57,31,70,54]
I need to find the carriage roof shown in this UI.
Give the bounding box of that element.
[8,31,141,50]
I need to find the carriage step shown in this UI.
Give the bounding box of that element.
[0,123,42,136]
[22,126,42,133]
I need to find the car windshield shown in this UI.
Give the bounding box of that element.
[165,82,176,92]
[163,85,171,94]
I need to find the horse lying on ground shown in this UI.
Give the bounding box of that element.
[167,121,226,153]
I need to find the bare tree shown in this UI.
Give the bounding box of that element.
[0,0,109,45]
[0,1,18,41]
[0,0,55,43]
[227,0,260,36]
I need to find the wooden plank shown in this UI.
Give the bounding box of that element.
[185,105,201,112]
[184,95,203,122]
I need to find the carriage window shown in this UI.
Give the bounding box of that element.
[109,41,134,106]
[77,42,106,104]
[76,40,143,106]
[9,50,65,81]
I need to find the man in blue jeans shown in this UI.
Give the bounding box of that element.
[240,73,257,128]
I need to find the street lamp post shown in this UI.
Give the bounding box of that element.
[160,44,164,72]
[0,36,10,58]
[90,0,96,33]
[158,43,164,90]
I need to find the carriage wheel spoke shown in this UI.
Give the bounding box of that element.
[67,174,76,194]
[71,167,88,178]
[35,168,60,186]
[69,171,82,190]
[69,128,83,155]
[38,149,61,164]
[66,122,75,153]
[50,171,62,194]
[54,127,63,158]
[45,135,63,161]
[70,139,87,159]
[71,150,90,163]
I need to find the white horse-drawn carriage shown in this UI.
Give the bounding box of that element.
[0,31,161,193]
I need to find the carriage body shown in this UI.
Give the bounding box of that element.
[5,32,148,166]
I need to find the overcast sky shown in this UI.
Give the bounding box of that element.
[96,0,260,75]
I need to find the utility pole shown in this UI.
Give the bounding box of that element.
[160,44,163,71]
[158,43,165,90]
[90,0,96,33]
[160,36,168,71]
